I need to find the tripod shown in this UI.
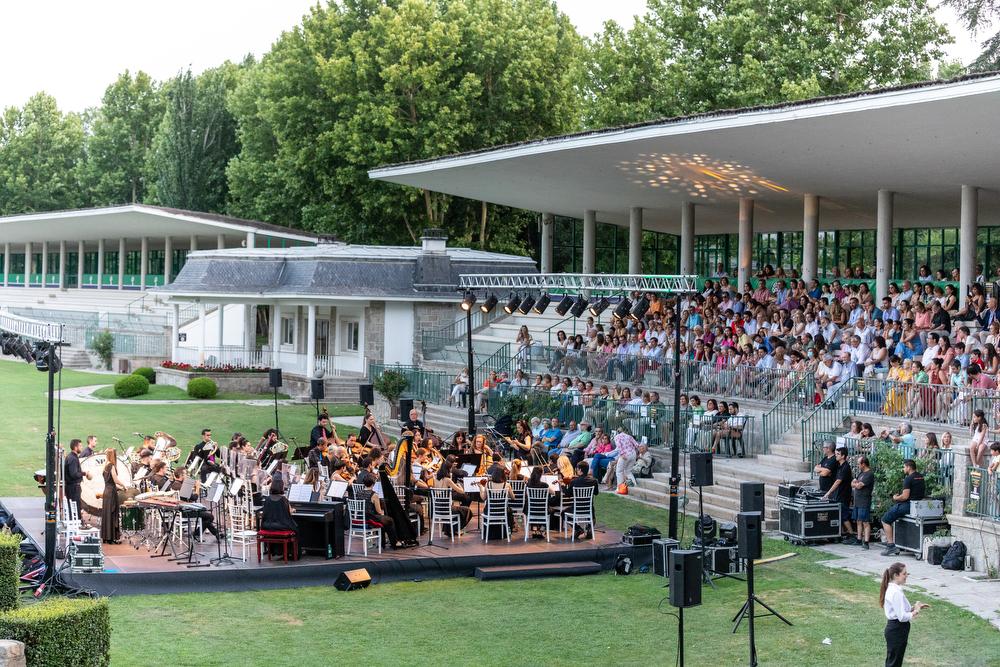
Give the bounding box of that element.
[210,485,237,566]
[732,558,792,666]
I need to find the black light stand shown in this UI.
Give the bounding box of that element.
[43,343,58,579]
[732,557,792,667]
[465,302,476,435]
[273,385,281,436]
[209,480,237,567]
[669,295,683,540]
[677,607,685,667]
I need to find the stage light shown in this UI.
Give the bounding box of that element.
[532,293,551,315]
[589,297,610,317]
[517,295,536,315]
[613,298,632,320]
[33,342,61,373]
[460,290,476,311]
[503,293,522,314]
[0,333,17,356]
[15,339,34,363]
[554,295,574,316]
[480,293,498,314]
[570,295,589,318]
[630,296,650,321]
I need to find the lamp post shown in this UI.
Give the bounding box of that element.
[465,304,476,435]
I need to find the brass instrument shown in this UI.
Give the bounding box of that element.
[164,447,181,463]
[270,441,288,456]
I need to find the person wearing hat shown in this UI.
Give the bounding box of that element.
[813,441,839,498]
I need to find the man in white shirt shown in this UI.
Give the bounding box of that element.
[849,335,870,376]
[847,298,864,326]
[921,333,941,368]
[897,281,914,304]
[820,316,840,347]
[816,354,843,392]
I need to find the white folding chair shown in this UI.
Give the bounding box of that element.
[429,488,461,541]
[563,486,595,541]
[346,498,381,556]
[481,489,510,542]
[227,497,257,562]
[394,484,422,535]
[509,480,527,526]
[351,483,366,499]
[524,487,551,542]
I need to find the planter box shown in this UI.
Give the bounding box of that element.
[155,367,272,394]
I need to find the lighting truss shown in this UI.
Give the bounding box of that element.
[0,311,65,343]
[458,273,697,296]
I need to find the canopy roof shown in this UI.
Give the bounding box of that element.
[370,74,1000,234]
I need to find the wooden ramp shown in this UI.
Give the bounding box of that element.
[475,561,602,581]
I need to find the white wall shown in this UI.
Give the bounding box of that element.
[178,304,246,347]
[383,301,415,365]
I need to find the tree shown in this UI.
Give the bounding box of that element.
[0,93,86,214]
[947,0,1000,70]
[584,0,953,128]
[84,71,164,205]
[227,0,583,253]
[145,63,242,212]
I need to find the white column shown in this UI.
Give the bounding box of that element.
[876,190,894,302]
[540,213,553,273]
[680,202,695,275]
[24,243,32,284]
[306,304,317,379]
[139,236,148,290]
[58,240,66,289]
[117,238,126,290]
[164,236,173,284]
[582,210,597,274]
[737,198,754,290]
[217,234,225,250]
[960,185,979,310]
[244,304,255,361]
[76,240,84,288]
[802,194,819,282]
[246,231,256,249]
[216,303,225,348]
[40,242,48,285]
[271,303,282,368]
[2,243,10,286]
[198,303,207,365]
[190,235,199,252]
[171,303,180,361]
[628,207,643,274]
[96,239,105,289]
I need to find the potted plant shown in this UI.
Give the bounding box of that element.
[373,369,409,420]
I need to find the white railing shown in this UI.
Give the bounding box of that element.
[173,346,360,377]
[0,309,65,342]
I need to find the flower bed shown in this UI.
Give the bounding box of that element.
[161,360,270,373]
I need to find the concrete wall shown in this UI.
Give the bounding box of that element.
[363,302,384,365]
[156,367,272,393]
[413,303,458,363]
[383,302,415,365]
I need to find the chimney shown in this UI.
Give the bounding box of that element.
[421,228,447,253]
[317,234,342,245]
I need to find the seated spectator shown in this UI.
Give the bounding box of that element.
[880,459,925,556]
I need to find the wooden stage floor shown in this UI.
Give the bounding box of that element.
[3,497,638,595]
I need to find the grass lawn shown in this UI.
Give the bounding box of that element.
[89,384,294,401]
[0,360,361,496]
[105,496,1000,667]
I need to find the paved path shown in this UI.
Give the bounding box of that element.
[53,384,298,407]
[815,542,1000,630]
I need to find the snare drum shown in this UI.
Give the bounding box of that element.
[120,503,145,531]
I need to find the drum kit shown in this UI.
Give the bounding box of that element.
[75,431,180,515]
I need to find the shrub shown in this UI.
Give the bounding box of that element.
[187,377,218,399]
[373,370,409,404]
[872,441,942,517]
[0,529,19,613]
[0,597,110,666]
[132,367,156,384]
[113,374,149,399]
[88,331,114,370]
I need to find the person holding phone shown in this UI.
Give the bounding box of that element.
[880,562,929,667]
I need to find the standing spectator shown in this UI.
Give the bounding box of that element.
[851,456,875,549]
[608,429,640,494]
[821,446,854,542]
[880,562,930,667]
[813,442,839,496]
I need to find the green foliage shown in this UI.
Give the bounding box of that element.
[946,0,1000,71]
[495,390,565,422]
[0,529,20,613]
[186,377,218,400]
[0,597,110,667]
[583,0,953,128]
[871,441,942,516]
[113,374,149,399]
[131,367,156,384]
[88,331,115,370]
[373,370,408,404]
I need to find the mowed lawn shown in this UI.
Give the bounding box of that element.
[0,359,361,495]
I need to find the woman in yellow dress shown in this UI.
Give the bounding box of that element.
[882,356,913,417]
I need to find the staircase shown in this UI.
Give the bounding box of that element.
[60,347,93,370]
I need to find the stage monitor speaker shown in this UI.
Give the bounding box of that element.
[359,384,374,406]
[669,550,703,608]
[310,379,325,401]
[740,481,765,514]
[737,511,763,560]
[399,398,414,418]
[269,368,283,388]
[690,452,713,487]
[334,568,372,591]
[652,537,680,578]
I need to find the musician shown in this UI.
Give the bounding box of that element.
[356,456,378,487]
[260,478,298,536]
[257,429,282,467]
[131,448,154,477]
[82,434,98,458]
[434,461,472,507]
[505,420,532,458]
[402,408,424,435]
[169,468,220,540]
[100,448,125,544]
[563,461,599,540]
[548,451,575,481]
[479,468,516,535]
[63,439,91,517]
[190,429,220,481]
[307,440,328,473]
[358,414,380,447]
[330,459,356,484]
[509,459,525,482]
[451,431,469,452]
[358,475,401,548]
[487,451,507,479]
[526,467,558,538]
[149,461,169,491]
[310,414,334,448]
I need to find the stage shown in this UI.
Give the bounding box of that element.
[2,497,641,596]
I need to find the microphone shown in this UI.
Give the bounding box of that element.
[132,432,146,438]
[112,436,124,444]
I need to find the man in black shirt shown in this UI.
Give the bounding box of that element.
[851,456,875,549]
[307,440,328,474]
[822,447,855,542]
[190,428,220,482]
[564,462,599,539]
[402,408,424,435]
[310,415,333,448]
[813,442,838,495]
[63,439,90,518]
[881,459,925,556]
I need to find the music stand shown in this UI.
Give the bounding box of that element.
[208,481,237,567]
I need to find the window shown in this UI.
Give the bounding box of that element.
[316,320,330,356]
[280,316,295,346]
[547,215,679,274]
[342,320,360,352]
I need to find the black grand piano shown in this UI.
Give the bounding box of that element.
[289,499,345,559]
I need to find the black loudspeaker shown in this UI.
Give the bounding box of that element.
[652,538,680,578]
[690,452,713,487]
[359,384,374,406]
[399,398,414,418]
[310,379,325,401]
[269,368,283,388]
[334,568,372,591]
[737,511,762,560]
[740,481,765,514]
[669,550,703,608]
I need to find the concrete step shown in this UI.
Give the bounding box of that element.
[754,454,810,471]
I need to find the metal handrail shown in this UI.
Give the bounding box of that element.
[966,466,999,521]
[761,375,815,449]
[798,379,854,461]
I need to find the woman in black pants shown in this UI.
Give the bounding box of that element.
[880,562,929,667]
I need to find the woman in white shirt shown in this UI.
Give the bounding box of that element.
[880,562,929,667]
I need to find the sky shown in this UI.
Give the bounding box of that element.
[0,1,984,113]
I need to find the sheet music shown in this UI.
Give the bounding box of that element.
[411,464,422,475]
[460,463,476,476]
[326,480,349,499]
[229,478,245,497]
[541,474,560,492]
[179,478,195,499]
[463,475,487,493]
[265,460,279,476]
[287,483,314,503]
[373,482,383,498]
[521,466,534,479]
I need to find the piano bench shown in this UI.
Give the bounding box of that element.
[257,530,299,564]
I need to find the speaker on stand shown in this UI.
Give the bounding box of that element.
[311,379,325,419]
[669,549,703,667]
[740,481,765,514]
[688,452,716,588]
[268,369,283,436]
[359,384,374,407]
[732,511,791,667]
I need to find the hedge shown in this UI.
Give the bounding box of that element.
[0,530,19,613]
[0,597,110,667]
[187,377,218,399]
[131,367,156,384]
[113,374,149,398]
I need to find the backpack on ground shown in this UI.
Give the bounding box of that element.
[941,540,967,571]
